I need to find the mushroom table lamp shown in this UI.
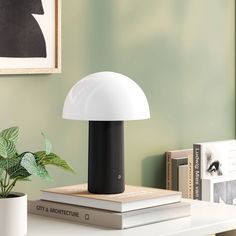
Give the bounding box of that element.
[63,72,150,194]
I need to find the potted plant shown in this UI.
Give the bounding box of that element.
[0,127,74,236]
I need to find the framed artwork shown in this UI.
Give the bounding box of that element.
[202,176,236,205]
[0,0,61,74]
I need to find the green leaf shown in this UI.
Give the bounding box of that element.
[0,168,4,181]
[36,165,52,181]
[7,163,31,179]
[0,137,16,158]
[21,153,52,181]
[0,127,19,143]
[5,140,16,158]
[41,132,52,155]
[34,151,45,163]
[21,153,41,175]
[1,156,29,179]
[0,157,21,170]
[35,151,74,172]
[0,137,7,158]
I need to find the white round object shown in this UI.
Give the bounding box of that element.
[0,193,27,236]
[63,71,150,121]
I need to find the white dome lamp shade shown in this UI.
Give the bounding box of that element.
[63,72,150,194]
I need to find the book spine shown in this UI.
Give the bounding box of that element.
[187,153,193,199]
[201,179,212,202]
[193,144,202,200]
[166,152,172,190]
[172,158,188,191]
[28,200,122,229]
[178,165,188,198]
[172,159,178,191]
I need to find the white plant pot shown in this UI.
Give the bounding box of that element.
[0,192,27,236]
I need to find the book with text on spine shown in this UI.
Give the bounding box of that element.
[193,140,236,200]
[187,153,194,199]
[165,149,192,190]
[41,184,181,212]
[28,200,191,229]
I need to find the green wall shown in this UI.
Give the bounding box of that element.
[0,0,234,198]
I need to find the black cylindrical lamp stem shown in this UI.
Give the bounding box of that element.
[88,121,124,194]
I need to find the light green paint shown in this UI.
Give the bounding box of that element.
[0,0,233,198]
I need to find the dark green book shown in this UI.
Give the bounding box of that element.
[171,157,188,191]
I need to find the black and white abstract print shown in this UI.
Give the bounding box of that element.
[0,0,47,58]
[214,180,236,205]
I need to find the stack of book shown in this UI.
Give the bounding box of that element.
[166,139,236,205]
[166,149,193,198]
[28,184,191,229]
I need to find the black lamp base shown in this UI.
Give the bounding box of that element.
[88,121,124,194]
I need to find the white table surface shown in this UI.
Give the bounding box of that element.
[28,199,236,236]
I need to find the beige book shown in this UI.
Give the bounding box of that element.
[187,153,194,199]
[178,165,188,198]
[28,200,191,229]
[41,184,181,212]
[166,149,193,190]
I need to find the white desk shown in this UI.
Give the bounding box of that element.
[28,199,236,236]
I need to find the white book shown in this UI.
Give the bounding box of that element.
[194,140,236,179]
[28,200,191,229]
[193,139,236,200]
[178,165,188,198]
[41,184,181,212]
